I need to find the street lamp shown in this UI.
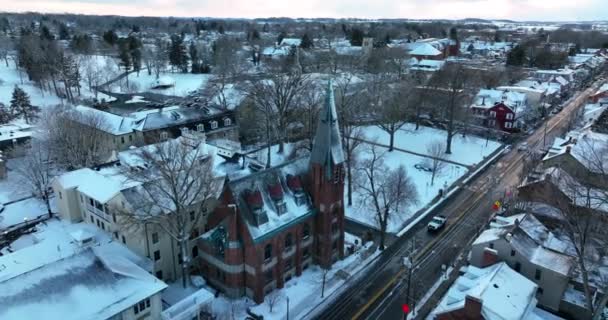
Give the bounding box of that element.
[403,257,414,320]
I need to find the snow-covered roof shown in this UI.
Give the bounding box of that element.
[56,167,137,204]
[409,43,442,56]
[161,287,213,320]
[542,128,608,174]
[280,38,301,47]
[0,247,166,320]
[471,89,527,110]
[433,262,538,319]
[228,157,313,242]
[75,105,136,135]
[539,166,608,215]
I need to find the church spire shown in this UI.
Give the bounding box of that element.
[310,79,344,179]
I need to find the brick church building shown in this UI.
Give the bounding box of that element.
[197,81,346,303]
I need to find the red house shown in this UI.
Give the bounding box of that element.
[197,81,346,303]
[470,89,526,133]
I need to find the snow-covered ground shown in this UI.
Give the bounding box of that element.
[346,125,501,232]
[110,71,213,97]
[0,62,63,108]
[360,124,501,166]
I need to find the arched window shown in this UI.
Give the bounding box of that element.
[264,244,272,261]
[284,233,293,250]
[192,245,199,258]
[302,224,310,240]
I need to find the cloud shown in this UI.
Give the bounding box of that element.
[3,0,607,21]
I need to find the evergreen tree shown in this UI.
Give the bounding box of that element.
[277,31,286,45]
[349,28,364,46]
[40,25,54,41]
[10,86,38,124]
[300,33,313,49]
[70,34,94,54]
[58,23,69,40]
[119,42,132,86]
[218,24,225,34]
[169,34,188,72]
[189,41,200,73]
[131,48,142,75]
[0,103,13,125]
[506,45,526,66]
[103,30,118,46]
[449,27,458,41]
[252,29,261,40]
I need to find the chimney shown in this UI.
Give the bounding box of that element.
[463,295,483,319]
[566,146,571,154]
[482,96,486,106]
[482,247,499,267]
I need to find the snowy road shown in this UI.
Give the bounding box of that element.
[311,77,605,320]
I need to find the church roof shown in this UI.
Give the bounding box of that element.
[310,80,345,178]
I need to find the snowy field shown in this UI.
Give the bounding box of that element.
[360,124,501,166]
[110,72,213,97]
[346,125,501,233]
[346,144,468,232]
[0,62,63,108]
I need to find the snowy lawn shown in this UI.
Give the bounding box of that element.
[346,142,468,233]
[110,72,213,97]
[359,124,501,166]
[0,62,63,108]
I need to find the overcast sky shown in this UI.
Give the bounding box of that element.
[3,0,608,21]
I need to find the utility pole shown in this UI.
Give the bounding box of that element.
[543,119,548,147]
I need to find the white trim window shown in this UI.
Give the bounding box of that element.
[489,120,496,127]
[160,131,169,140]
[210,121,218,130]
[506,113,514,120]
[489,111,497,118]
[223,118,232,126]
[505,121,512,129]
[196,124,205,132]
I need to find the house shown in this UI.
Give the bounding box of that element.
[496,85,547,113]
[409,43,444,60]
[541,128,608,190]
[470,89,528,132]
[518,166,608,236]
[53,132,226,283]
[0,123,33,150]
[590,83,608,105]
[516,78,564,106]
[431,262,555,320]
[410,59,445,72]
[470,214,575,313]
[534,69,576,85]
[470,212,605,320]
[196,81,346,303]
[0,221,166,320]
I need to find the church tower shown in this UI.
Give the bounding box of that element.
[309,79,345,269]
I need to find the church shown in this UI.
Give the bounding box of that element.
[197,80,346,303]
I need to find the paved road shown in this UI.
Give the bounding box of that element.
[311,78,604,320]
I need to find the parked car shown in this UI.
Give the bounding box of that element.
[517,142,529,152]
[427,215,447,232]
[414,163,433,172]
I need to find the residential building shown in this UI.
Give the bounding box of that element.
[53,132,225,282]
[0,222,166,320]
[196,81,346,303]
[69,103,237,161]
[431,262,557,320]
[409,42,444,60]
[470,89,528,132]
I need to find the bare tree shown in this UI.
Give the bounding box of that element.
[245,70,310,160]
[152,38,167,79]
[44,106,110,169]
[265,290,284,313]
[335,74,365,206]
[117,136,220,288]
[369,76,413,152]
[424,141,448,186]
[429,63,473,154]
[356,144,418,250]
[12,141,55,217]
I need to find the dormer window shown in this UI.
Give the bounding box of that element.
[276,201,287,215]
[210,121,218,130]
[160,131,169,140]
[197,124,205,132]
[294,193,306,206]
[224,118,232,126]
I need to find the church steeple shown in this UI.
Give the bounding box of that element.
[310,80,344,179]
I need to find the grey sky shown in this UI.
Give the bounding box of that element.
[3,0,607,21]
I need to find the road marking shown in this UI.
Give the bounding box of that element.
[351,268,406,320]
